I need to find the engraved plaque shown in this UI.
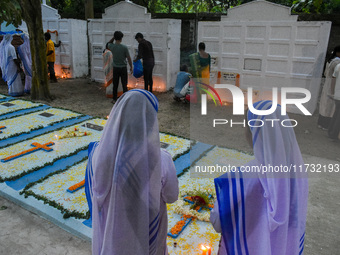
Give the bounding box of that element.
[82,123,104,131]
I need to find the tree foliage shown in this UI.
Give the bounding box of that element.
[50,0,121,19]
[0,0,22,27]
[47,0,340,18]
[291,0,340,14]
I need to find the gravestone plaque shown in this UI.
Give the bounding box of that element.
[39,112,55,117]
[160,142,169,149]
[1,103,15,107]
[82,123,104,131]
[93,46,103,56]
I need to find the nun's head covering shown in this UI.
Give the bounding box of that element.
[215,100,308,255]
[90,89,162,254]
[0,34,14,81]
[247,100,304,173]
[246,100,308,230]
[18,33,32,76]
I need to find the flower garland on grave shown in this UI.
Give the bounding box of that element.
[67,179,85,193]
[172,200,212,223]
[1,142,55,162]
[171,187,216,225]
[57,127,91,139]
[170,214,192,235]
[0,100,43,116]
[0,145,89,182]
[0,117,97,150]
[0,114,85,142]
[159,132,192,160]
[20,157,90,219]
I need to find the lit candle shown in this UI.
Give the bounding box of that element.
[201,244,207,255]
[206,245,211,255]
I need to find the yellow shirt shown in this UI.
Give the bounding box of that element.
[46,39,55,62]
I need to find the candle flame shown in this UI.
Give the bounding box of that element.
[201,244,207,251]
[106,115,109,119]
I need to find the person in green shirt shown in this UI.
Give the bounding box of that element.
[107,31,133,103]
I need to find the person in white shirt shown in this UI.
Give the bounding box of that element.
[328,63,340,141]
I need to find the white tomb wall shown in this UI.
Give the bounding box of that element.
[19,4,88,79]
[88,1,181,92]
[198,0,331,114]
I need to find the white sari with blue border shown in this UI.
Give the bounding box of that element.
[212,100,308,255]
[85,89,168,255]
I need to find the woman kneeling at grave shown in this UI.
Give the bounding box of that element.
[85,89,179,254]
[210,100,308,255]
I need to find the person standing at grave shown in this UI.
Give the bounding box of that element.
[17,33,32,94]
[0,34,24,96]
[134,32,155,93]
[44,32,61,83]
[328,63,340,141]
[102,42,114,95]
[317,45,340,130]
[188,42,211,103]
[189,42,211,80]
[210,100,308,255]
[107,31,133,103]
[84,89,179,254]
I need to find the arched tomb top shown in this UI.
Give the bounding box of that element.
[102,1,151,19]
[41,4,61,19]
[224,0,297,22]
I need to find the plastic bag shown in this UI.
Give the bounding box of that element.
[179,82,190,96]
[133,59,143,78]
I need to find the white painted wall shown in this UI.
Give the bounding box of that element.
[199,0,331,114]
[88,1,181,92]
[19,4,88,79]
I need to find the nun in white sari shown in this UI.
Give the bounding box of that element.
[0,34,24,96]
[211,100,308,255]
[18,34,32,94]
[85,89,179,255]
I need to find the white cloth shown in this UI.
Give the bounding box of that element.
[88,89,177,255]
[159,149,179,254]
[0,34,23,96]
[319,57,340,117]
[17,34,32,93]
[332,63,340,100]
[211,100,308,255]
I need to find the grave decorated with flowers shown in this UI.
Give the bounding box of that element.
[0,94,254,254]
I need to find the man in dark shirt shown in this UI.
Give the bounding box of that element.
[107,31,133,103]
[134,33,155,93]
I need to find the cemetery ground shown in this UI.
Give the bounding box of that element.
[0,77,339,254]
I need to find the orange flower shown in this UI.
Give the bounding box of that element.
[67,180,85,193]
[1,141,54,163]
[169,215,192,235]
